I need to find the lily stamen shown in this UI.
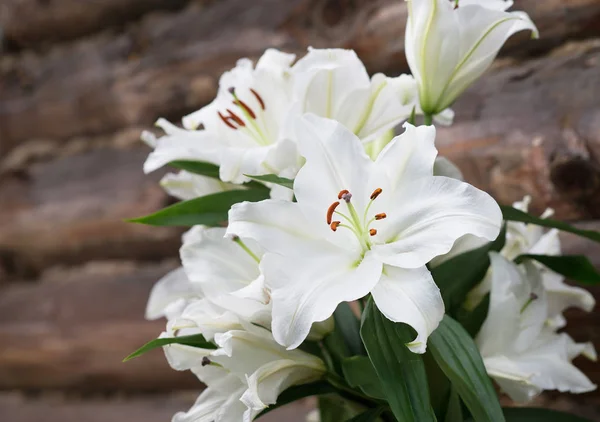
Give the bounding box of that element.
[226,109,245,127]
[327,202,340,225]
[250,88,266,110]
[218,111,238,130]
[370,188,383,200]
[369,229,377,236]
[234,99,257,120]
[330,221,341,231]
[375,213,387,220]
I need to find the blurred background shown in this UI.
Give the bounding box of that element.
[0,0,599,420]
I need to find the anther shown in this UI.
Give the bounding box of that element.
[370,188,383,200]
[218,111,237,130]
[233,99,256,120]
[338,189,350,200]
[201,356,211,367]
[330,221,341,231]
[369,228,377,236]
[250,88,266,110]
[226,109,245,127]
[375,213,387,220]
[327,201,340,225]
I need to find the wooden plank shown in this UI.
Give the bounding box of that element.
[437,39,600,220]
[0,0,191,49]
[0,139,183,279]
[0,393,314,422]
[0,260,199,391]
[2,0,599,154]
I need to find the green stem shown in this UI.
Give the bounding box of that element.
[234,238,261,263]
[423,113,434,126]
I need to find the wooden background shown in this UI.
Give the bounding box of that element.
[1,0,599,420]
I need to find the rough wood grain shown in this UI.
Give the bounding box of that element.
[0,393,314,422]
[437,39,600,220]
[2,0,599,155]
[0,0,191,49]
[0,260,200,391]
[0,138,183,279]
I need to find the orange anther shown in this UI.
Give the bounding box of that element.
[369,228,377,236]
[338,189,350,200]
[250,88,266,110]
[226,109,245,126]
[327,201,340,225]
[234,99,257,119]
[375,213,387,220]
[218,111,237,129]
[370,188,383,200]
[330,221,341,232]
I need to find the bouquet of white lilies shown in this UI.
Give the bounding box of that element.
[125,1,599,421]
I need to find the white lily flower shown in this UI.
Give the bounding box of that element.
[144,49,299,184]
[162,325,325,422]
[466,196,595,319]
[405,0,538,116]
[477,253,596,402]
[292,48,423,142]
[145,267,204,321]
[227,114,502,351]
[160,171,239,201]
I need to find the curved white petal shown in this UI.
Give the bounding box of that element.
[173,384,247,422]
[372,123,437,191]
[264,249,383,349]
[145,267,203,320]
[227,200,322,257]
[543,271,595,319]
[371,265,444,354]
[240,359,325,422]
[160,171,235,201]
[180,226,262,297]
[143,119,220,173]
[372,176,502,268]
[292,114,375,247]
[292,48,370,121]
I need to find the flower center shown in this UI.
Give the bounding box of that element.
[217,87,271,146]
[326,188,387,251]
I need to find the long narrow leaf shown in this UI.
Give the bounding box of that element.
[245,174,294,189]
[429,316,504,422]
[342,356,385,400]
[124,334,215,362]
[501,205,600,243]
[361,298,436,422]
[346,407,385,422]
[170,160,220,179]
[515,254,600,285]
[128,189,269,226]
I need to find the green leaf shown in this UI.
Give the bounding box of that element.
[245,174,294,190]
[123,334,215,362]
[319,394,363,422]
[443,387,463,422]
[428,316,504,422]
[257,382,337,418]
[515,254,600,285]
[431,225,505,313]
[128,189,269,226]
[455,294,490,338]
[361,298,437,422]
[334,302,366,356]
[342,356,385,400]
[501,407,592,422]
[501,205,600,243]
[346,407,385,422]
[169,160,220,179]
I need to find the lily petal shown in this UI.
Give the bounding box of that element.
[371,265,444,353]
[372,176,502,268]
[145,267,203,321]
[264,249,383,349]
